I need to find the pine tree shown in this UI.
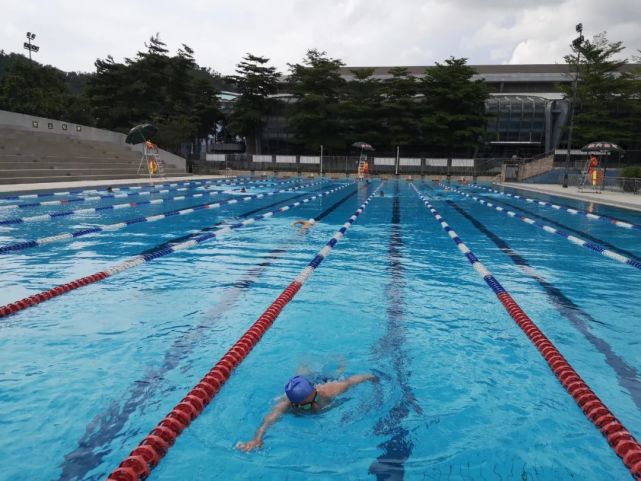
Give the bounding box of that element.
[382,67,421,149]
[341,68,384,150]
[227,54,281,153]
[562,32,639,147]
[420,57,489,157]
[287,49,346,153]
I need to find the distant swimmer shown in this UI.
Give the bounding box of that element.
[240,186,247,193]
[236,373,377,452]
[292,219,316,231]
[379,190,385,197]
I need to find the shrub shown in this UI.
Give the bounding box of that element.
[620,166,641,192]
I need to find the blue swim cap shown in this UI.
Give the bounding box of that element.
[285,375,314,403]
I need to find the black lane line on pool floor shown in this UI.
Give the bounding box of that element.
[55,183,364,481]
[139,183,336,255]
[483,195,641,264]
[447,200,641,414]
[369,184,422,481]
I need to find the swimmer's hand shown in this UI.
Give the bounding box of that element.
[236,438,262,452]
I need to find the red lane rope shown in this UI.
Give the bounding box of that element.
[107,281,303,481]
[105,183,383,481]
[497,291,641,479]
[412,184,641,480]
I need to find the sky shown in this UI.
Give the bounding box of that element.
[2,0,641,75]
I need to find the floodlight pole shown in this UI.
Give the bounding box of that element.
[320,144,323,176]
[564,23,584,188]
[23,32,39,61]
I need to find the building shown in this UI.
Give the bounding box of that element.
[256,64,640,158]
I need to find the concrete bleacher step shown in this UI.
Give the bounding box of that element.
[0,124,187,184]
[0,173,193,185]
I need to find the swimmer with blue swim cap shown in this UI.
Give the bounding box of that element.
[236,373,376,452]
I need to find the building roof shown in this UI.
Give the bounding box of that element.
[339,63,641,83]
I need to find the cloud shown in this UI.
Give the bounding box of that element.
[1,0,639,74]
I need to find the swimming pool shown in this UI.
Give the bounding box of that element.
[1,177,640,480]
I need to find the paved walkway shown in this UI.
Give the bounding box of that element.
[499,182,641,213]
[0,175,227,194]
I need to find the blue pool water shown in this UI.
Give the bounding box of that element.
[1,177,640,481]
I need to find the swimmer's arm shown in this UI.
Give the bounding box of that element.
[236,399,290,452]
[321,373,377,398]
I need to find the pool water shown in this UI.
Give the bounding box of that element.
[0,178,640,481]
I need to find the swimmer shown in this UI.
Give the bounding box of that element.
[240,186,247,193]
[292,219,316,231]
[379,190,385,197]
[236,373,376,452]
[107,186,113,193]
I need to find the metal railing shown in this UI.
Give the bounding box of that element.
[193,154,506,177]
[567,174,641,194]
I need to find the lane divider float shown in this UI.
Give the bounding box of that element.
[442,184,641,272]
[0,182,355,318]
[0,178,307,226]
[0,180,326,253]
[106,182,383,481]
[0,176,254,202]
[469,183,641,232]
[0,177,301,212]
[411,184,641,480]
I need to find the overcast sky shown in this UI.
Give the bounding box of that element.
[3,0,640,75]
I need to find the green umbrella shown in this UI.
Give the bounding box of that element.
[126,123,158,145]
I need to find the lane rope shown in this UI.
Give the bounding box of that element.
[0,178,308,226]
[0,177,298,212]
[411,184,641,480]
[0,176,254,201]
[469,183,641,232]
[0,182,356,318]
[106,182,383,481]
[0,181,326,253]
[442,184,641,272]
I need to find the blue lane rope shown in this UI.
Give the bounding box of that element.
[0,181,368,321]
[0,178,307,225]
[468,183,641,232]
[0,176,256,201]
[0,177,301,212]
[0,180,330,254]
[410,183,641,481]
[442,183,641,272]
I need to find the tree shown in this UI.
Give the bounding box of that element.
[562,32,640,147]
[381,67,421,149]
[87,35,220,152]
[341,68,384,149]
[0,52,93,124]
[287,49,346,153]
[227,54,281,154]
[420,57,489,157]
[86,55,134,129]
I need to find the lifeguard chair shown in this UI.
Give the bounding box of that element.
[137,141,165,180]
[578,141,624,193]
[351,141,374,180]
[579,155,603,193]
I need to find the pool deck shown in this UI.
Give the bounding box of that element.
[499,182,641,213]
[0,175,227,193]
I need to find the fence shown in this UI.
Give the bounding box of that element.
[566,174,641,194]
[197,154,504,177]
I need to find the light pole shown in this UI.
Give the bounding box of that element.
[23,32,39,61]
[563,23,584,188]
